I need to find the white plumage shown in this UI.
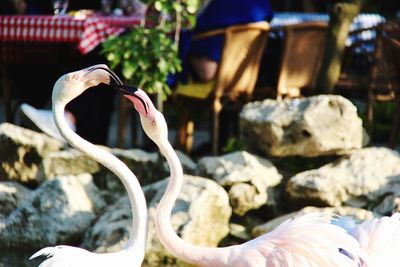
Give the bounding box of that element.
[30,65,148,267]
[351,213,400,267]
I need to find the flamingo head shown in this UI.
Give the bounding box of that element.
[52,64,123,105]
[117,86,168,143]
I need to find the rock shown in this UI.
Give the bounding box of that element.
[111,148,165,186]
[197,151,282,215]
[373,194,400,215]
[94,149,166,195]
[163,150,197,175]
[0,174,105,250]
[43,148,101,179]
[93,148,166,202]
[287,147,400,208]
[0,181,31,220]
[145,175,232,266]
[0,123,64,184]
[82,175,231,267]
[252,206,374,237]
[228,223,252,241]
[81,195,132,252]
[240,95,365,157]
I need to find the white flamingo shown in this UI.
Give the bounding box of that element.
[29,65,148,267]
[337,213,400,267]
[120,87,369,267]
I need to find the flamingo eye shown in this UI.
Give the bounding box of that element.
[66,74,77,81]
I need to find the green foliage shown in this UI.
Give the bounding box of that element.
[102,26,180,97]
[222,137,247,153]
[101,0,200,99]
[146,0,200,24]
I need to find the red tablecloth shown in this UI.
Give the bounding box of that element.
[0,15,141,54]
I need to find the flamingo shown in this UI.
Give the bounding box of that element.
[336,213,400,267]
[119,87,369,267]
[29,65,148,267]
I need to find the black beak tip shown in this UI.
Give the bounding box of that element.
[109,78,119,86]
[114,85,139,96]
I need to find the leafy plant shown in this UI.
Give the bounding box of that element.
[222,137,247,153]
[101,0,201,100]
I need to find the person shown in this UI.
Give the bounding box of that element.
[172,0,273,153]
[177,0,274,84]
[3,0,41,15]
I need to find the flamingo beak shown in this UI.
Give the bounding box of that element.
[115,86,156,121]
[115,85,140,96]
[115,85,149,116]
[84,65,124,86]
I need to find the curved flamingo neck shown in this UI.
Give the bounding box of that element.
[155,137,228,266]
[53,101,148,258]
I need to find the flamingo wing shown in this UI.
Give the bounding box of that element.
[351,213,400,267]
[230,213,368,267]
[30,246,96,267]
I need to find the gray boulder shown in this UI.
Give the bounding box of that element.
[94,149,166,196]
[0,174,104,250]
[81,195,132,252]
[240,95,365,157]
[197,151,282,215]
[0,181,31,220]
[373,194,400,215]
[43,148,101,179]
[163,150,197,175]
[82,175,231,267]
[111,148,165,186]
[287,147,400,208]
[0,123,63,183]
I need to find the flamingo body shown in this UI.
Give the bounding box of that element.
[30,65,148,267]
[223,213,365,267]
[30,246,142,267]
[350,213,400,267]
[121,88,369,267]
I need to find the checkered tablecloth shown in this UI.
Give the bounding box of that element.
[0,15,140,54]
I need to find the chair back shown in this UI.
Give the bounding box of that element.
[175,21,270,155]
[213,21,270,102]
[370,20,400,99]
[276,21,328,99]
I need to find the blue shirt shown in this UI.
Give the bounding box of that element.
[187,0,273,61]
[176,0,273,84]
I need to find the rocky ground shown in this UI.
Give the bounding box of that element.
[0,95,398,266]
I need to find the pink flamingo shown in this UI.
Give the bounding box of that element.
[338,213,400,267]
[120,87,368,267]
[30,65,148,266]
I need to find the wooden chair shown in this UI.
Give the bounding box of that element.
[338,20,400,147]
[273,21,328,99]
[376,21,400,147]
[174,21,270,155]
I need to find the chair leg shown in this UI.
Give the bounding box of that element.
[178,109,194,154]
[367,92,374,137]
[211,109,221,155]
[389,95,400,148]
[211,101,222,155]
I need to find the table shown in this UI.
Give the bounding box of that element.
[0,15,141,54]
[0,15,141,121]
